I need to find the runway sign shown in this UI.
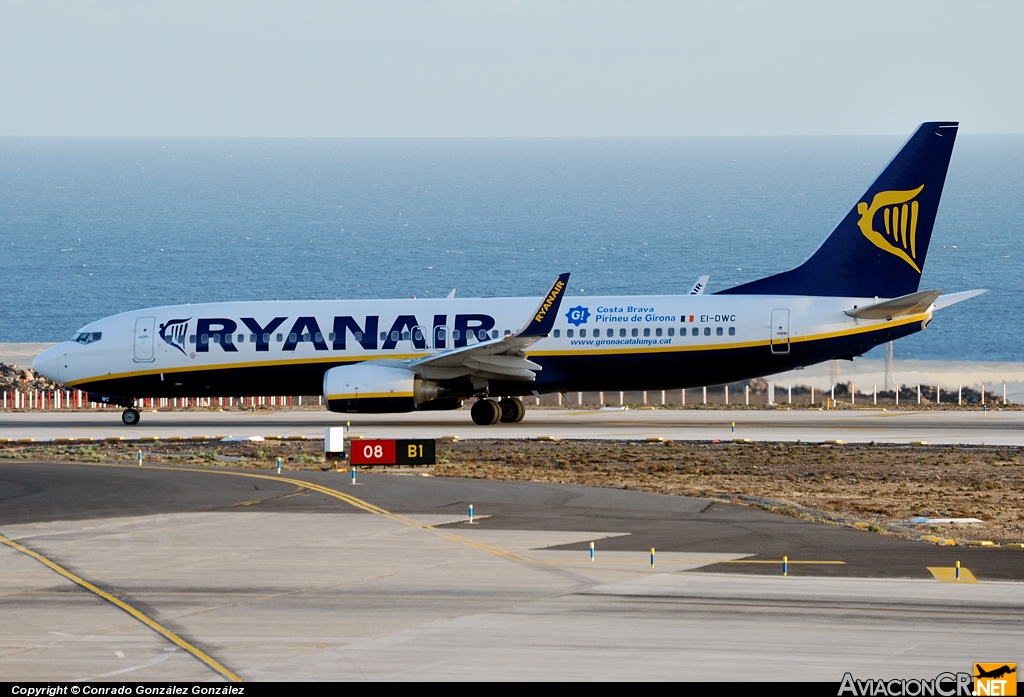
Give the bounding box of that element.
[350,439,435,466]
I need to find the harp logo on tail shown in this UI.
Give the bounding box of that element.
[856,185,925,273]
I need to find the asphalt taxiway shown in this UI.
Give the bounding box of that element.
[1,460,1022,681]
[3,406,1024,444]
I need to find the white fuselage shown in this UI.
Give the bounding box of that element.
[33,293,928,398]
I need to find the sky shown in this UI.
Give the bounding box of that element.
[1,0,1022,137]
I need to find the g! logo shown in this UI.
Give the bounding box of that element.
[857,185,925,273]
[565,306,590,327]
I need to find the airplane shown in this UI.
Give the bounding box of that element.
[975,665,1016,680]
[33,121,985,427]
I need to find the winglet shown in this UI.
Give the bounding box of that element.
[518,273,571,338]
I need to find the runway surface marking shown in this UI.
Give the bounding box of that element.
[33,460,848,571]
[0,531,242,683]
[928,566,978,583]
[48,461,542,566]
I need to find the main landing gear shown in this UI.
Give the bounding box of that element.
[470,398,525,425]
[500,397,526,423]
[121,408,141,426]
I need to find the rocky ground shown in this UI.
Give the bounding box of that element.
[0,363,61,391]
[3,437,1021,545]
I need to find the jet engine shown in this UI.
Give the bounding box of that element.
[323,364,446,413]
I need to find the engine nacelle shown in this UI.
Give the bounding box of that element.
[323,364,440,414]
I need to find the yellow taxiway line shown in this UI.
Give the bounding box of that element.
[0,532,242,683]
[2,457,848,679]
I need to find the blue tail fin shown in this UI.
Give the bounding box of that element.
[719,122,958,298]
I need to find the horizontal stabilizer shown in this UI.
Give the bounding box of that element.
[933,288,987,310]
[845,289,943,320]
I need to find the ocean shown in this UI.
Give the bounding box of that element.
[1,135,1021,360]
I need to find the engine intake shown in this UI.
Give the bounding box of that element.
[323,364,440,414]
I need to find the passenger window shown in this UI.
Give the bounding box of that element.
[276,333,283,342]
[716,327,723,336]
[580,329,587,337]
[251,334,257,343]
[289,333,297,343]
[262,333,269,344]
[352,331,361,341]
[315,332,323,342]
[704,327,711,336]
[213,334,221,343]
[643,328,650,337]
[632,328,639,337]
[691,327,698,336]
[504,329,511,336]
[479,329,489,340]
[619,328,626,337]
[434,329,444,340]
[491,330,499,339]
[391,331,399,341]
[236,334,244,343]
[380,332,387,341]
[655,328,662,337]
[667,328,674,336]
[190,335,196,344]
[729,327,736,336]
[607,329,614,337]
[413,329,422,341]
[453,330,461,340]
[554,329,561,338]
[200,334,209,345]
[329,333,336,342]
[401,331,410,341]
[566,329,572,338]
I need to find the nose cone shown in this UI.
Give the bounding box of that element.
[32,345,63,383]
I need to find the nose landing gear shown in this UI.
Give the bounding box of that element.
[121,408,141,426]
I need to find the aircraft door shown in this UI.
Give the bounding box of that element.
[134,316,156,363]
[770,309,790,354]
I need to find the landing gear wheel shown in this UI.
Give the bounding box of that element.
[122,408,141,426]
[471,398,501,426]
[499,398,525,423]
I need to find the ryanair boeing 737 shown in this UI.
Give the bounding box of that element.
[33,122,984,426]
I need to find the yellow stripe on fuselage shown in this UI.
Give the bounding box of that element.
[529,312,927,357]
[66,313,927,386]
[326,392,413,401]
[64,352,423,387]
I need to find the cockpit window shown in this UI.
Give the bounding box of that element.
[72,332,102,345]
